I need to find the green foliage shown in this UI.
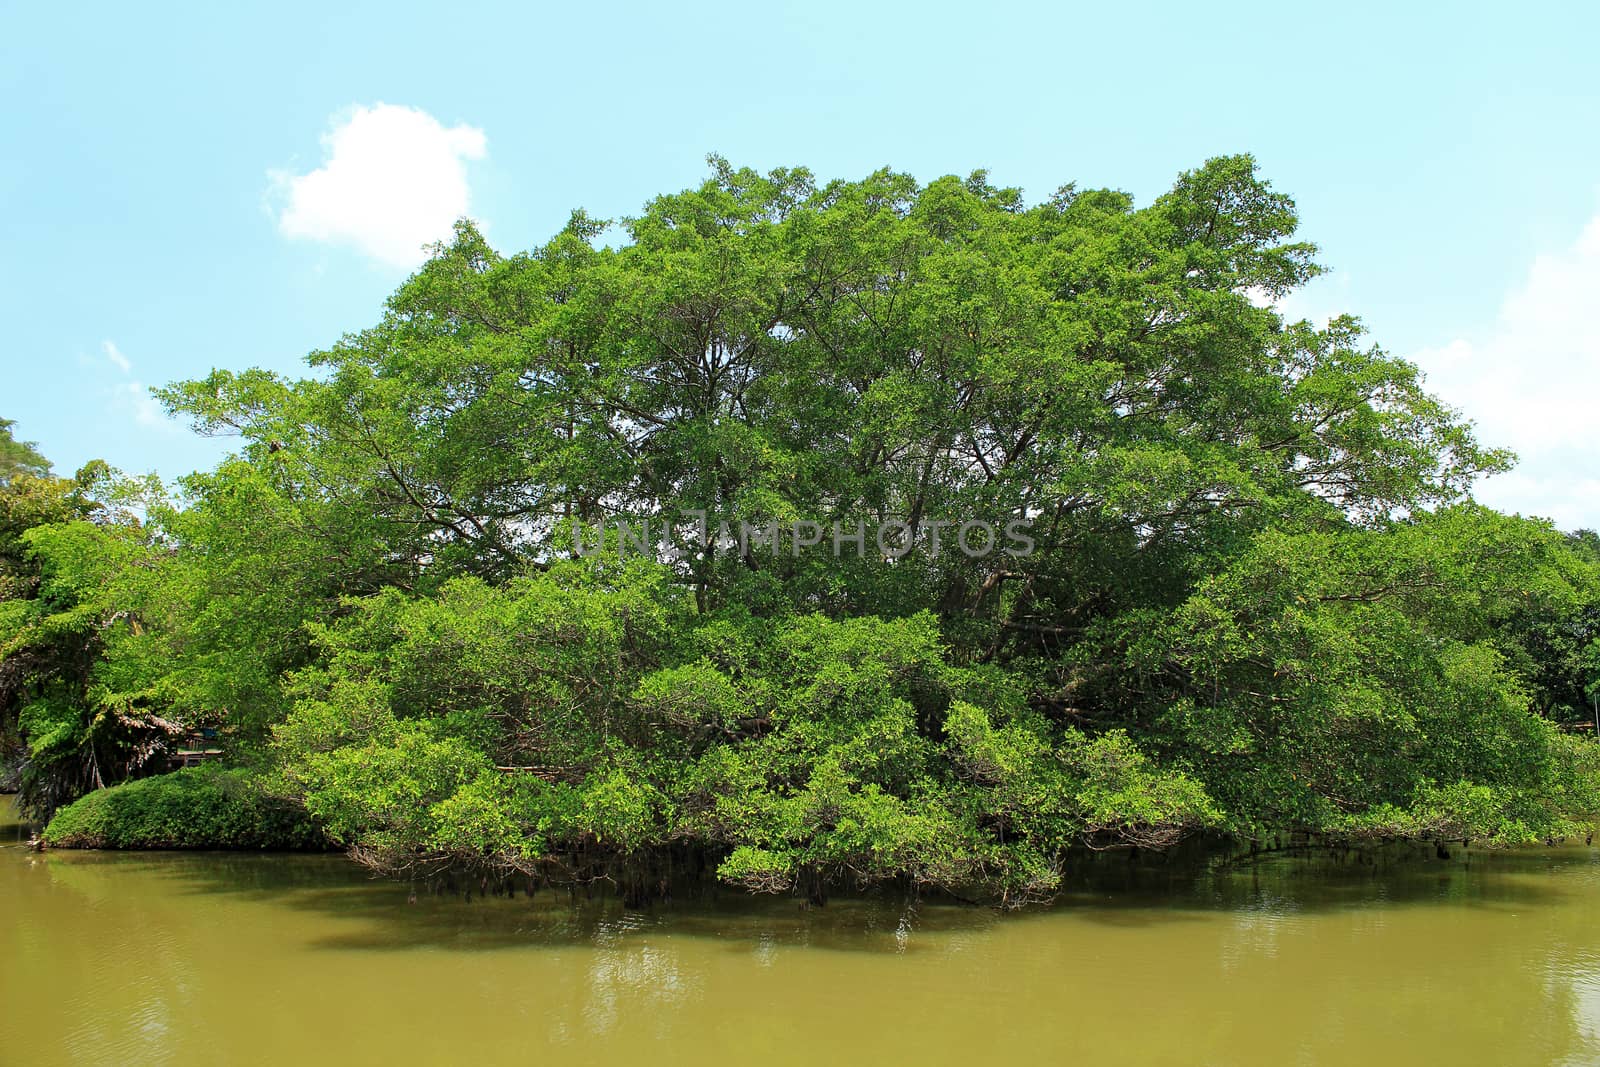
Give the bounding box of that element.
[0,458,181,814]
[0,418,50,485]
[1083,507,1600,841]
[8,160,1600,898]
[41,766,326,850]
[268,572,1219,902]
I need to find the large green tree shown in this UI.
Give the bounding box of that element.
[16,157,1597,901]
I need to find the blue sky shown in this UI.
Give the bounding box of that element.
[3,0,1596,527]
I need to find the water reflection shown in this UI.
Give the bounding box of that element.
[6,795,1600,1067]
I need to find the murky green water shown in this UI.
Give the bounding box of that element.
[6,799,1600,1066]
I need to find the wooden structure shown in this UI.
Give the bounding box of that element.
[170,728,225,769]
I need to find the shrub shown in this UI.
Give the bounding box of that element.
[42,766,327,850]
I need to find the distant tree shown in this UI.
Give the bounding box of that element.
[0,458,175,816]
[0,418,50,484]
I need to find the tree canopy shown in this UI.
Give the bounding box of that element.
[0,419,50,485]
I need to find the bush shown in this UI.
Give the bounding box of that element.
[42,766,328,850]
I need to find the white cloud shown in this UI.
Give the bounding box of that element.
[96,340,174,434]
[113,380,167,429]
[102,339,131,373]
[1411,209,1600,531]
[1250,271,1353,329]
[269,103,487,268]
